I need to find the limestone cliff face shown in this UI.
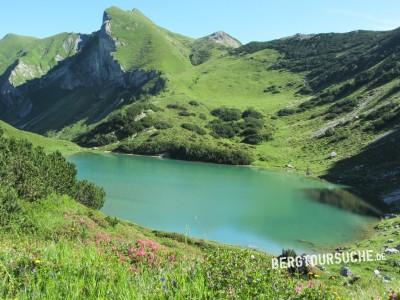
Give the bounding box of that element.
[0,10,165,132]
[0,61,33,118]
[45,11,146,89]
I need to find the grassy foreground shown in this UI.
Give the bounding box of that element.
[1,195,399,299]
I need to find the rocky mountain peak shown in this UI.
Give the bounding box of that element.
[205,31,242,48]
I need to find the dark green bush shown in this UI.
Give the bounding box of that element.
[167,103,186,110]
[242,108,263,119]
[209,120,241,138]
[181,123,206,135]
[75,102,162,147]
[363,103,397,121]
[74,180,106,210]
[188,100,200,106]
[242,133,272,145]
[211,107,242,122]
[154,121,172,130]
[105,216,120,227]
[0,138,77,201]
[0,131,106,210]
[117,140,253,165]
[0,186,26,229]
[324,98,357,119]
[179,111,196,117]
[243,117,264,130]
[277,108,296,117]
[241,128,259,136]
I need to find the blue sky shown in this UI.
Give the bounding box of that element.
[2,0,400,43]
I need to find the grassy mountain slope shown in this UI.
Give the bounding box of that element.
[0,120,80,155]
[0,32,80,86]
[0,34,38,75]
[238,30,400,206]
[105,7,192,74]
[189,31,241,65]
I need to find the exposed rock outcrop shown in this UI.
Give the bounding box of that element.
[205,31,242,48]
[0,10,165,132]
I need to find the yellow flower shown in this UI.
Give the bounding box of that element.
[34,259,41,264]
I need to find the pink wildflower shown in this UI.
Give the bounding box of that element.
[295,284,303,295]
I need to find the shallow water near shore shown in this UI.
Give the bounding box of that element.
[69,152,377,254]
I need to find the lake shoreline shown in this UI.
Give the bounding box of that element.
[70,152,380,255]
[88,147,389,214]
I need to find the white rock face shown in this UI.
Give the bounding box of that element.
[10,61,42,86]
[384,248,399,255]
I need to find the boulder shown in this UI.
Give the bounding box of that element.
[340,266,352,277]
[384,248,399,255]
[383,275,392,283]
[383,213,397,219]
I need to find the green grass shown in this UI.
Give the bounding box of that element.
[106,7,192,75]
[0,32,79,86]
[0,34,38,75]
[0,120,81,155]
[1,194,399,299]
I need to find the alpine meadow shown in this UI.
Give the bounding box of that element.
[0,5,399,299]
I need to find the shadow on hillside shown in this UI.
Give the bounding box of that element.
[323,129,400,212]
[301,187,381,217]
[0,34,165,134]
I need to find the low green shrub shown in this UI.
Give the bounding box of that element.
[242,108,263,119]
[0,131,105,210]
[208,120,241,138]
[178,111,196,117]
[0,186,26,229]
[154,121,172,130]
[242,133,272,145]
[117,140,253,165]
[167,103,186,110]
[181,123,207,135]
[277,107,296,117]
[211,107,242,122]
[74,180,106,210]
[188,100,200,106]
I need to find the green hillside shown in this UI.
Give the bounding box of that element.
[105,7,193,74]
[0,32,80,85]
[0,120,80,155]
[0,7,399,209]
[0,34,38,75]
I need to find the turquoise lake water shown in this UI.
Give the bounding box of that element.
[70,153,377,254]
